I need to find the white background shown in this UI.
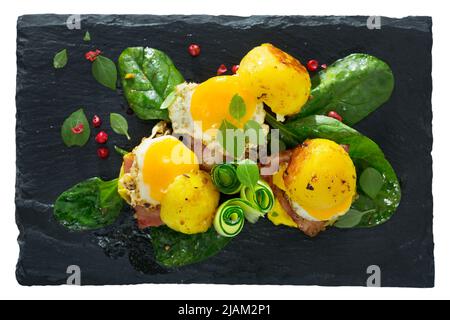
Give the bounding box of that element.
[1,0,447,300]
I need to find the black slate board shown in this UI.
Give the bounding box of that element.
[16,15,433,287]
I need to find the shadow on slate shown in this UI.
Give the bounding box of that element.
[15,15,433,287]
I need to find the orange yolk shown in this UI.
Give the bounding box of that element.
[190,75,257,131]
[142,137,199,202]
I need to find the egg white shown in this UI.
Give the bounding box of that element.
[132,135,181,206]
[289,198,350,222]
[168,82,269,155]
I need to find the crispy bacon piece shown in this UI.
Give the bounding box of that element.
[134,205,164,229]
[180,135,233,172]
[122,154,164,229]
[123,154,134,174]
[259,150,293,176]
[262,171,326,238]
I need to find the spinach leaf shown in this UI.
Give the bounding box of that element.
[118,47,184,120]
[266,114,401,228]
[334,209,375,229]
[359,167,384,199]
[150,226,231,268]
[292,54,394,126]
[61,108,90,147]
[54,178,124,231]
[53,49,68,69]
[110,113,131,140]
[92,55,117,90]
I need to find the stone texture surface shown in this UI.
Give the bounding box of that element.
[16,15,433,286]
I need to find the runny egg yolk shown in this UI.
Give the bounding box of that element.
[190,75,257,131]
[142,137,199,202]
[284,139,357,221]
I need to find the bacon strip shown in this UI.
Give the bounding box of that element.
[262,170,326,238]
[259,150,293,176]
[134,205,164,229]
[122,154,164,229]
[180,134,232,172]
[123,154,134,174]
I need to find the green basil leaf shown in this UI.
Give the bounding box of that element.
[359,167,385,199]
[83,31,91,42]
[292,54,394,126]
[266,113,401,228]
[92,55,117,90]
[118,47,184,120]
[54,178,124,231]
[244,119,265,145]
[229,94,246,122]
[110,113,131,140]
[61,108,90,147]
[150,226,231,268]
[236,159,260,191]
[218,120,245,159]
[53,49,68,69]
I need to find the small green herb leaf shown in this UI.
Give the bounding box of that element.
[53,49,68,69]
[110,113,131,140]
[83,31,91,42]
[92,55,117,90]
[229,94,246,122]
[244,119,265,145]
[61,108,90,147]
[360,167,384,199]
[236,159,260,192]
[218,120,245,159]
[114,145,129,156]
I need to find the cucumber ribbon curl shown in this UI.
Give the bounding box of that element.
[214,199,256,237]
[240,180,275,222]
[213,180,275,237]
[211,164,242,194]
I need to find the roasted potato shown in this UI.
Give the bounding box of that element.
[160,170,219,234]
[238,43,311,119]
